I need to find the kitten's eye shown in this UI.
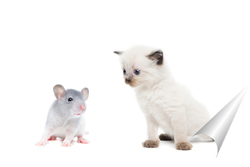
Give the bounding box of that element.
[68,98,73,102]
[123,69,126,75]
[134,69,140,75]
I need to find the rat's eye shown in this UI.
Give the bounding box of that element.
[68,98,73,102]
[123,69,126,75]
[134,69,140,75]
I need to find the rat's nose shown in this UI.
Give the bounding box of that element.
[80,104,86,111]
[125,78,131,83]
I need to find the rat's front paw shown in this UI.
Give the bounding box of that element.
[142,140,159,148]
[62,141,72,147]
[35,140,47,146]
[77,137,89,144]
[176,142,193,150]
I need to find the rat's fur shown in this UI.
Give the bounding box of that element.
[115,45,210,150]
[36,85,89,147]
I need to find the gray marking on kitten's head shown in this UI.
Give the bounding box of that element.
[114,48,163,65]
[114,51,122,55]
[147,50,163,65]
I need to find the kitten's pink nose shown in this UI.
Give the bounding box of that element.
[80,104,86,111]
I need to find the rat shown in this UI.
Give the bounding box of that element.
[36,84,89,147]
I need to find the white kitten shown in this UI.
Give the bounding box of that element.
[115,45,210,150]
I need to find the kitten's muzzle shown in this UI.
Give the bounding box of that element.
[125,78,131,84]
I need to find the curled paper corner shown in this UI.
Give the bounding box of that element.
[194,85,248,157]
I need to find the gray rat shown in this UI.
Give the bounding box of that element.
[36,84,89,147]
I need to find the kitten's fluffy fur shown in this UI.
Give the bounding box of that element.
[115,45,210,150]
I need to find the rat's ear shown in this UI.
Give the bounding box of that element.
[81,88,89,101]
[114,51,123,55]
[147,50,163,65]
[53,84,66,100]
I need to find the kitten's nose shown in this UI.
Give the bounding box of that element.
[125,78,131,83]
[80,104,86,111]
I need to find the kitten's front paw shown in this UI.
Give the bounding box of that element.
[142,140,159,148]
[176,142,193,150]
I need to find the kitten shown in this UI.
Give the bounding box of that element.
[114,45,210,150]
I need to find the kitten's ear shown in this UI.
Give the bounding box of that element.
[114,51,123,55]
[147,50,163,65]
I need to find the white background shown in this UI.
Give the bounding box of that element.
[0,0,250,166]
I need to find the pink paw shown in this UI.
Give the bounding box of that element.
[48,136,57,141]
[78,138,90,144]
[36,140,47,146]
[62,141,72,147]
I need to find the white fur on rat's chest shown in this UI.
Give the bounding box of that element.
[51,116,86,139]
